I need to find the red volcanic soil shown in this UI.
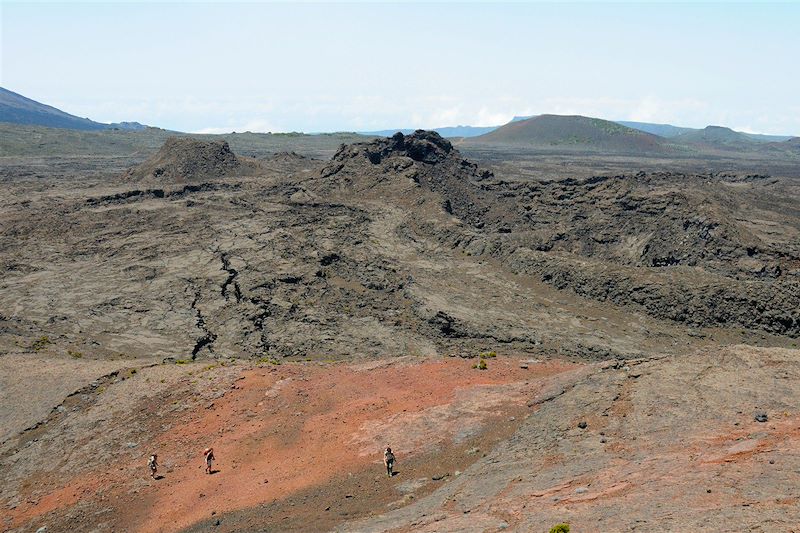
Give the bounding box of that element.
[4,356,579,532]
[5,347,800,532]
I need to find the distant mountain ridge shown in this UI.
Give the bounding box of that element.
[0,87,147,131]
[467,114,667,154]
[365,116,795,142]
[616,121,694,138]
[1,87,796,142]
[673,125,753,146]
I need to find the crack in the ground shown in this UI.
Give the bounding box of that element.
[189,287,217,359]
[212,243,274,356]
[220,252,242,303]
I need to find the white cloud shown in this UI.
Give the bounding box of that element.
[45,93,799,136]
[192,119,279,134]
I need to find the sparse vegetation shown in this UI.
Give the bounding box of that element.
[473,359,488,370]
[549,524,570,533]
[257,356,282,366]
[68,350,83,359]
[479,351,497,359]
[175,359,190,365]
[30,335,52,351]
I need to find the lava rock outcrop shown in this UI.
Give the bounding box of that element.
[320,132,799,336]
[126,137,257,182]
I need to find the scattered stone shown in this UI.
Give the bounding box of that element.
[432,473,448,481]
[755,412,768,423]
[519,364,529,369]
[769,459,775,464]
[575,487,589,494]
[36,527,47,533]
[578,421,588,429]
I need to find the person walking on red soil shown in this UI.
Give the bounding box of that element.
[148,453,158,479]
[203,447,215,474]
[384,446,395,477]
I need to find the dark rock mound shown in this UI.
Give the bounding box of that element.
[318,130,495,226]
[325,130,454,168]
[269,151,308,162]
[364,130,454,165]
[126,137,253,182]
[320,130,492,187]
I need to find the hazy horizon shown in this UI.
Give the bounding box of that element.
[2,1,799,135]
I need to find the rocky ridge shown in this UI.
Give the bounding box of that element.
[318,132,800,336]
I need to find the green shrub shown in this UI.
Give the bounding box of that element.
[175,359,189,365]
[549,524,570,533]
[68,350,83,359]
[479,351,497,359]
[30,336,52,351]
[472,359,488,370]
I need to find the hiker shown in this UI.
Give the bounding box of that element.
[204,447,215,474]
[148,453,158,479]
[384,446,395,477]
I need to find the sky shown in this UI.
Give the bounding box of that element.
[1,1,799,134]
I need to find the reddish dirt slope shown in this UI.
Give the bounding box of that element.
[2,356,579,532]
